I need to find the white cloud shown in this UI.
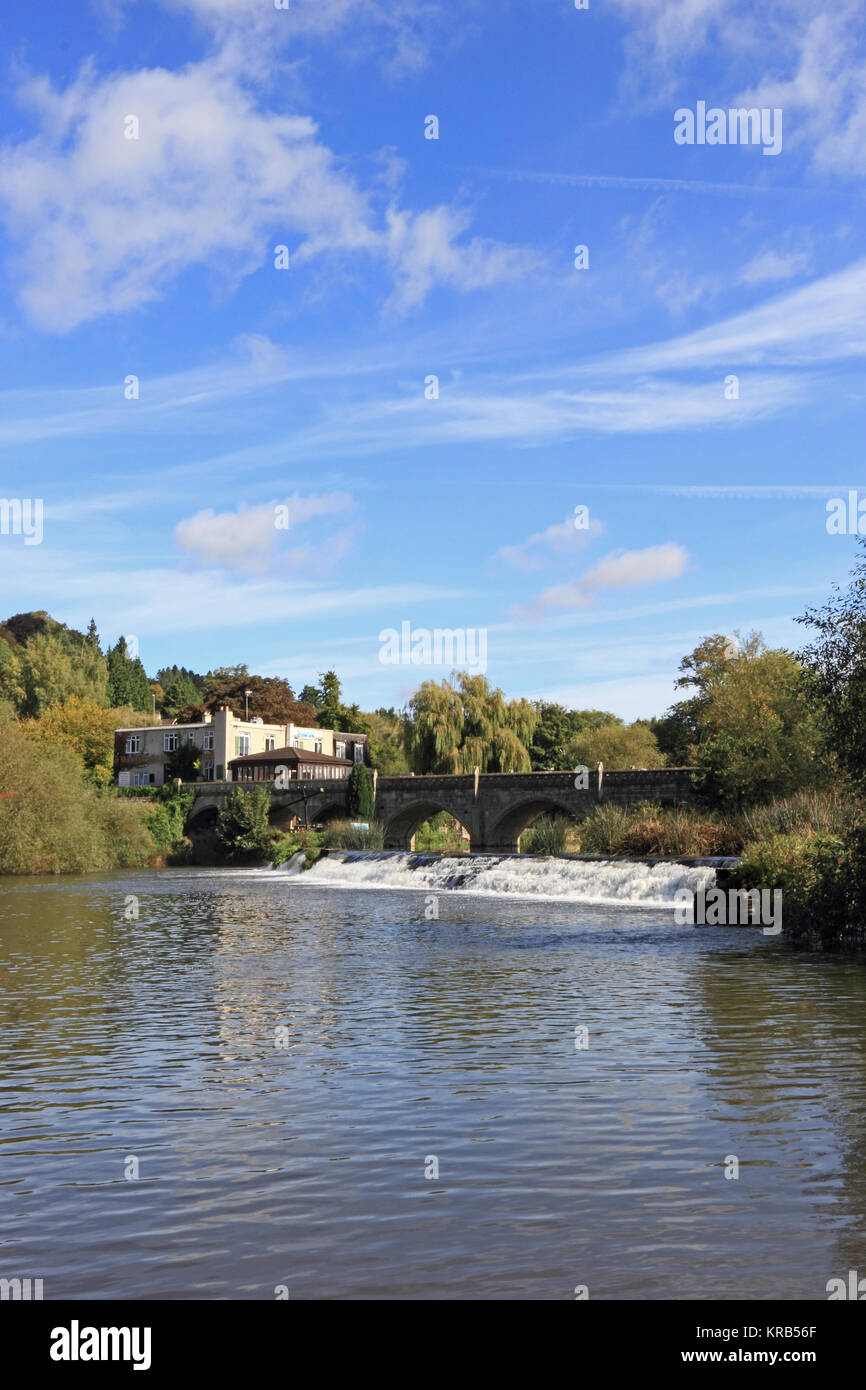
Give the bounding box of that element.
[173,492,357,574]
[0,56,528,332]
[496,514,604,572]
[516,542,689,621]
[737,247,812,285]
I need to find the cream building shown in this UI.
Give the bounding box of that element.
[115,705,368,786]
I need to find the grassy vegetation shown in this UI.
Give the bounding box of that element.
[413,810,470,854]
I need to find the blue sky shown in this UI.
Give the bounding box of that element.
[1,0,865,718]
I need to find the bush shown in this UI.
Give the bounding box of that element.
[729,825,866,949]
[522,816,569,855]
[271,829,323,869]
[0,704,155,873]
[147,784,195,854]
[215,786,272,860]
[320,819,384,851]
[578,801,729,857]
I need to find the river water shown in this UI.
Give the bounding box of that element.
[1,855,865,1301]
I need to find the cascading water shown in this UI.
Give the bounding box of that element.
[272,850,727,908]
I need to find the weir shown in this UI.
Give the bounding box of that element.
[268,849,725,908]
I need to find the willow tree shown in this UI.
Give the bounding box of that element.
[404,674,537,774]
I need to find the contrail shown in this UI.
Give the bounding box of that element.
[451,165,821,199]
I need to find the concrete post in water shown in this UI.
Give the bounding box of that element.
[597,762,604,802]
[474,766,480,799]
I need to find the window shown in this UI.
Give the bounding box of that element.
[132,771,149,786]
[335,741,346,760]
[125,735,141,755]
[265,736,276,751]
[164,732,178,752]
[235,734,250,756]
[314,739,323,753]
[203,732,214,751]
[292,738,301,749]
[353,743,365,764]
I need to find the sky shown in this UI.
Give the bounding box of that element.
[0,0,865,719]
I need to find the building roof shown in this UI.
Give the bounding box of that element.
[229,745,354,767]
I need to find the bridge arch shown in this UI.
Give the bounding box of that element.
[486,796,586,853]
[382,799,471,851]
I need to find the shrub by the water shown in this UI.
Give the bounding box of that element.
[215,786,272,860]
[522,816,569,856]
[320,819,385,851]
[0,703,155,873]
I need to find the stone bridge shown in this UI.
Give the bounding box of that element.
[187,767,697,853]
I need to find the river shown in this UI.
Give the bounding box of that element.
[1,855,865,1300]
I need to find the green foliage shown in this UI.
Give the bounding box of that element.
[347,764,375,819]
[529,703,620,769]
[404,673,537,774]
[578,802,729,857]
[365,709,409,773]
[146,784,195,854]
[16,631,109,717]
[164,742,201,782]
[0,703,155,873]
[522,815,569,856]
[21,696,158,786]
[201,669,314,726]
[729,826,866,949]
[271,829,323,869]
[320,820,385,850]
[215,786,272,859]
[106,638,151,712]
[797,538,866,791]
[413,811,469,854]
[567,719,666,771]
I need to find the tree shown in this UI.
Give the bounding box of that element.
[365,709,410,774]
[696,644,826,809]
[22,696,158,786]
[86,619,100,649]
[528,703,620,769]
[106,638,151,712]
[161,671,201,718]
[348,764,375,820]
[797,539,866,789]
[18,631,109,717]
[201,672,315,726]
[215,787,272,859]
[299,684,321,710]
[404,674,538,774]
[567,720,666,770]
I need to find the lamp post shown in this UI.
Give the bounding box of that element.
[244,688,253,721]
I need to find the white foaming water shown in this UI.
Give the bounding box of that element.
[276,851,719,908]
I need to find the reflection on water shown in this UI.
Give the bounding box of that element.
[1,868,865,1300]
